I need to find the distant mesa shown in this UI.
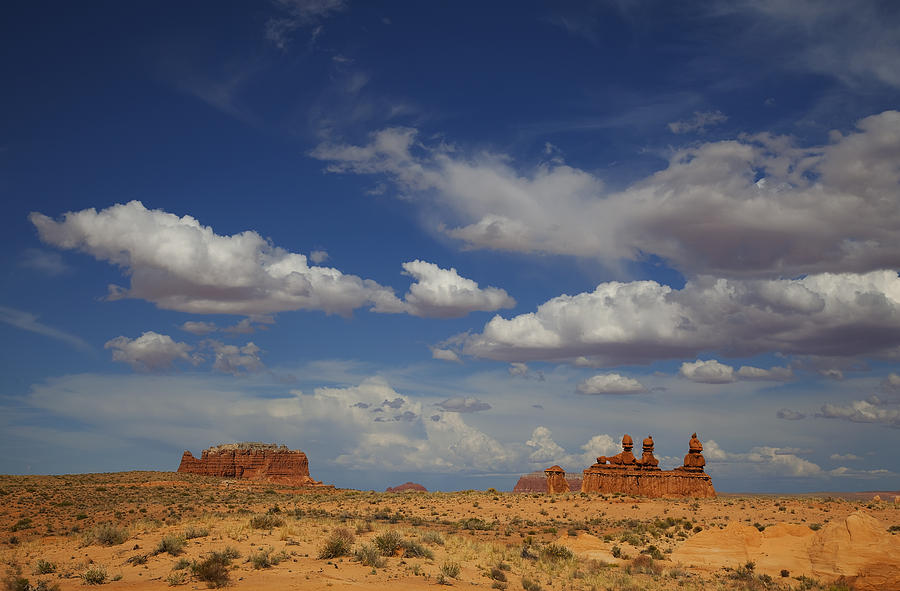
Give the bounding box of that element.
[385,482,428,493]
[177,442,330,487]
[523,432,715,498]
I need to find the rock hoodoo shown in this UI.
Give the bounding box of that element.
[177,442,326,487]
[386,482,428,493]
[580,433,715,498]
[544,465,570,493]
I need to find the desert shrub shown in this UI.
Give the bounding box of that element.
[2,569,30,591]
[80,565,107,585]
[400,539,433,559]
[374,530,403,556]
[628,554,662,575]
[248,547,285,569]
[32,560,55,575]
[809,523,822,531]
[191,554,231,588]
[640,544,664,561]
[459,517,493,530]
[780,569,790,578]
[165,571,185,586]
[172,558,191,570]
[489,566,507,582]
[155,534,186,556]
[249,514,284,529]
[539,543,574,562]
[521,578,542,591]
[611,545,622,558]
[125,554,148,566]
[354,544,385,568]
[421,530,444,545]
[318,527,355,559]
[355,520,374,535]
[83,523,128,546]
[183,525,209,539]
[441,562,461,578]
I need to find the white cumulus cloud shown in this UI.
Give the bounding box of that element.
[456,270,900,365]
[30,202,513,319]
[576,373,647,394]
[679,360,735,384]
[105,331,197,371]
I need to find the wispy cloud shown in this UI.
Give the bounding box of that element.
[0,306,91,352]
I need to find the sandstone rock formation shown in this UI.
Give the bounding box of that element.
[385,482,428,493]
[671,511,900,591]
[581,433,715,498]
[544,465,570,493]
[513,471,582,493]
[178,442,325,487]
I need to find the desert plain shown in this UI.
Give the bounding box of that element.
[2,472,899,591]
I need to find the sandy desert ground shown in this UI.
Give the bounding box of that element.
[1,472,898,591]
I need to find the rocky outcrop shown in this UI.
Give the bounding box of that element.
[177,442,324,487]
[581,433,716,498]
[386,482,428,493]
[514,472,582,493]
[545,466,570,493]
[672,511,900,591]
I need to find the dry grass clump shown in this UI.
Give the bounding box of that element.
[82,523,128,546]
[32,561,55,576]
[437,561,461,585]
[249,514,284,529]
[183,525,209,539]
[353,544,386,568]
[247,547,287,569]
[317,527,355,559]
[80,565,107,585]
[190,549,239,588]
[155,534,186,556]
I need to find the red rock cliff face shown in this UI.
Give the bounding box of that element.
[513,472,582,493]
[177,443,323,486]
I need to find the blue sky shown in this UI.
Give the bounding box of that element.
[2,0,900,492]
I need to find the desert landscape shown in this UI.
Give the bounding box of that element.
[2,464,898,591]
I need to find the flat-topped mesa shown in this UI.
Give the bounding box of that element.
[544,465,570,493]
[581,432,715,498]
[177,442,327,487]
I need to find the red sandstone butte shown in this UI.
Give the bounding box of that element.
[545,465,570,494]
[177,442,324,487]
[580,433,716,498]
[513,471,582,493]
[385,482,428,493]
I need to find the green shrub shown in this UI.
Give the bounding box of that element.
[80,565,107,585]
[521,578,542,591]
[191,555,231,588]
[155,534,186,556]
[539,543,574,562]
[33,560,56,575]
[249,514,284,529]
[172,558,191,570]
[248,548,285,569]
[400,539,433,559]
[318,527,355,559]
[374,530,403,556]
[84,523,128,546]
[354,544,385,568]
[809,523,822,531]
[183,525,209,539]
